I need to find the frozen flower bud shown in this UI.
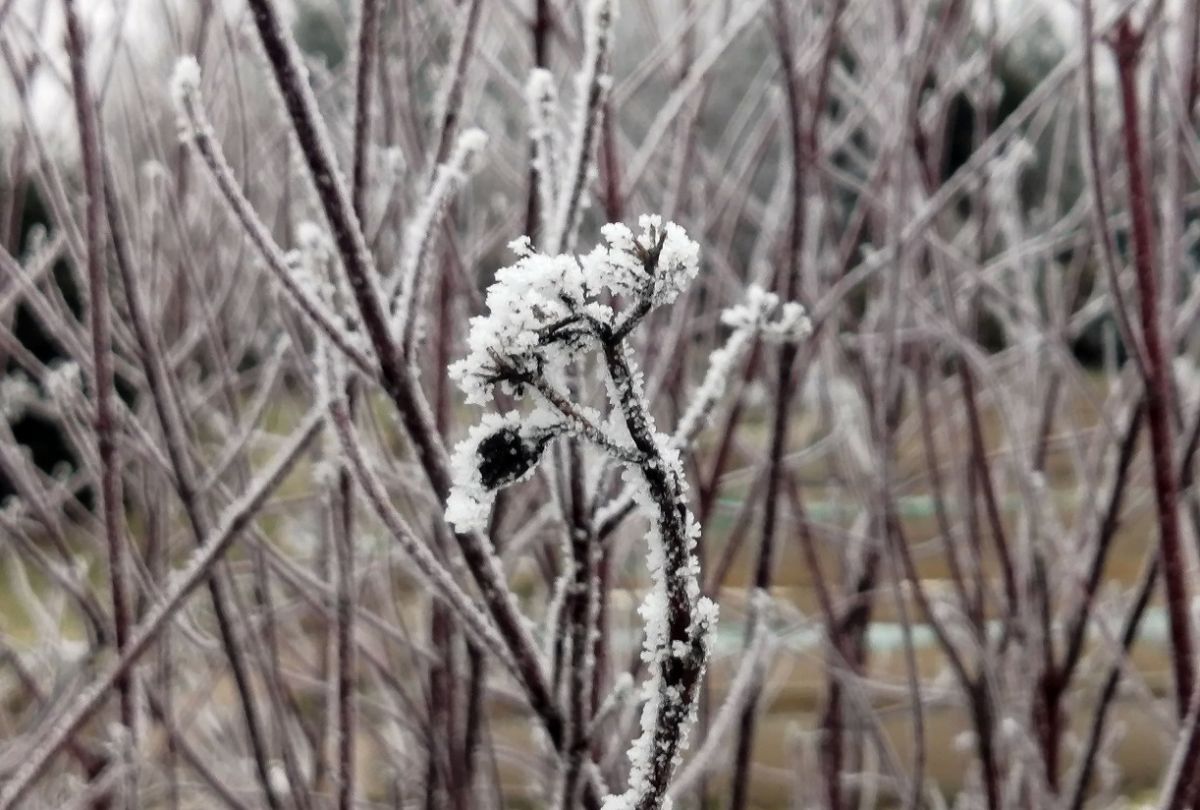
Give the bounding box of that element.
[765,301,811,343]
[169,56,202,112]
[600,222,634,252]
[647,220,700,306]
[476,423,553,490]
[169,56,216,146]
[0,372,37,421]
[721,284,810,343]
[526,69,559,135]
[507,235,534,257]
[446,410,563,532]
[456,127,489,161]
[44,361,81,403]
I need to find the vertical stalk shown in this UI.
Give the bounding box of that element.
[334,0,380,805]
[105,148,285,810]
[239,7,583,793]
[729,1,845,805]
[525,0,552,237]
[1113,16,1195,717]
[63,0,137,794]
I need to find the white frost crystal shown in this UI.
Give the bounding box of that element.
[721,283,811,343]
[169,56,201,110]
[449,216,701,406]
[446,408,562,532]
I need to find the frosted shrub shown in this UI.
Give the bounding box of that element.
[447,217,789,810]
[9,0,1200,808]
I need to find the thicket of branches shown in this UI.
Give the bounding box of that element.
[3,0,1200,808]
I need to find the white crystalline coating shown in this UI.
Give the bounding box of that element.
[445,407,561,533]
[169,55,201,111]
[384,145,406,175]
[601,421,714,810]
[580,228,642,298]
[44,361,81,403]
[526,68,561,235]
[721,284,811,343]
[295,221,331,255]
[0,372,36,421]
[449,250,590,405]
[639,216,701,306]
[450,218,699,407]
[599,222,634,252]
[526,69,558,136]
[290,224,344,323]
[548,0,616,252]
[507,235,534,257]
[393,127,490,336]
[668,285,811,447]
[583,217,701,306]
[446,411,525,532]
[457,127,489,156]
[445,218,719,808]
[770,301,811,341]
[992,136,1035,184]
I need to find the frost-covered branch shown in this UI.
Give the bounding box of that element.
[0,406,326,810]
[391,128,488,350]
[63,0,136,754]
[321,348,516,671]
[667,591,775,802]
[447,216,743,810]
[528,68,562,237]
[6,0,1196,805]
[596,284,811,538]
[545,0,614,253]
[170,58,376,377]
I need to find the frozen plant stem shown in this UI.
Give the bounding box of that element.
[0,408,326,810]
[334,0,382,804]
[730,2,841,807]
[447,219,804,809]
[1112,15,1195,718]
[601,338,711,810]
[547,0,613,254]
[227,6,579,789]
[103,163,285,810]
[63,0,137,780]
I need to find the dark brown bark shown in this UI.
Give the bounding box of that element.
[1113,16,1195,717]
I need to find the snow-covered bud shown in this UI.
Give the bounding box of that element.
[0,372,37,421]
[721,284,811,343]
[44,361,81,405]
[446,410,562,532]
[169,56,209,144]
[475,422,553,490]
[169,56,202,113]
